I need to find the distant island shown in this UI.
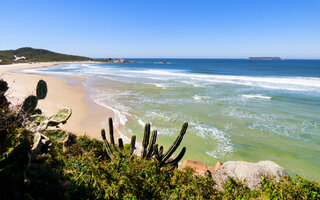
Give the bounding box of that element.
[248,57,282,60]
[0,47,132,65]
[103,58,136,63]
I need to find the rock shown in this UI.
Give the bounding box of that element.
[212,160,288,190]
[180,160,209,176]
[208,161,222,174]
[103,58,135,63]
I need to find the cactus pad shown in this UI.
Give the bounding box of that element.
[48,107,72,125]
[45,129,69,143]
[22,95,38,113]
[36,80,47,99]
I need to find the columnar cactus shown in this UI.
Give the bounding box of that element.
[101,118,138,160]
[130,135,136,154]
[146,130,157,159]
[100,117,188,168]
[158,122,188,167]
[142,123,150,158]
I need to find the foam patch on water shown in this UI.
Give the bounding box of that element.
[242,94,272,100]
[193,95,211,100]
[190,121,233,159]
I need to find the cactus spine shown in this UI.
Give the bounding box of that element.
[36,79,47,99]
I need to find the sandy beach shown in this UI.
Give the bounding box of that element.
[0,62,118,139]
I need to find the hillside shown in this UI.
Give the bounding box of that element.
[0,47,92,64]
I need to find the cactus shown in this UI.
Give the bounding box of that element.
[22,95,38,113]
[21,80,48,114]
[142,123,151,158]
[109,118,115,146]
[45,129,69,143]
[159,146,164,159]
[118,138,124,150]
[130,135,136,154]
[100,118,188,168]
[101,129,114,160]
[101,118,139,159]
[158,122,188,167]
[160,147,186,167]
[146,130,157,159]
[48,107,72,126]
[153,144,159,158]
[36,79,47,99]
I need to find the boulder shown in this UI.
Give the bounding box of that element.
[180,160,209,176]
[212,160,288,190]
[208,161,222,174]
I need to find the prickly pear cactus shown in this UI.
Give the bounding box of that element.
[26,114,48,130]
[45,129,69,143]
[48,107,72,126]
[22,95,38,113]
[36,80,47,99]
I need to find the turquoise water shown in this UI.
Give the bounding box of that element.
[24,59,320,180]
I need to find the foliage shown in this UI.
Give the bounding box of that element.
[0,47,92,64]
[1,79,320,200]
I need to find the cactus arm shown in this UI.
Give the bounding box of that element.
[146,130,157,158]
[159,146,164,159]
[160,147,186,167]
[158,122,188,166]
[36,80,47,99]
[130,135,136,154]
[118,138,124,150]
[153,144,159,160]
[108,118,115,147]
[101,129,113,160]
[142,123,151,158]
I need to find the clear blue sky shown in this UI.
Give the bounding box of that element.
[1,0,320,58]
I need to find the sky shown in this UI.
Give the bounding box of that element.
[1,0,320,59]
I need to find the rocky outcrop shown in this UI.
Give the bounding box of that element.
[212,160,288,190]
[103,58,135,63]
[180,160,222,176]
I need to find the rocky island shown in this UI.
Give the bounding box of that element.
[103,58,136,63]
[248,57,282,60]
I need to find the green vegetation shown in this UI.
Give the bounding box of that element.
[0,79,319,199]
[0,47,92,64]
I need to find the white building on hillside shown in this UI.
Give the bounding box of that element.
[13,55,26,61]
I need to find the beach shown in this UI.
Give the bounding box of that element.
[0,62,118,139]
[1,59,320,180]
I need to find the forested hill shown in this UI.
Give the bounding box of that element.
[0,47,92,64]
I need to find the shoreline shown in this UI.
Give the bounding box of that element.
[0,61,120,140]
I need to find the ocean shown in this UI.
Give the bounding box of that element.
[23,59,320,180]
